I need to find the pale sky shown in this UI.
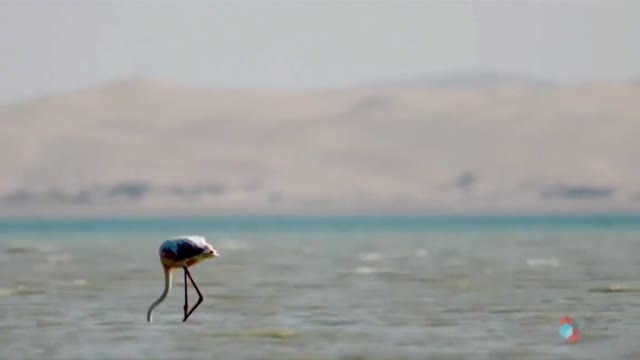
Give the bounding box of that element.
[1,1,639,104]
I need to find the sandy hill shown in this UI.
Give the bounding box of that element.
[1,77,639,217]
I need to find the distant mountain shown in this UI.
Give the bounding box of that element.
[1,77,639,217]
[368,70,549,89]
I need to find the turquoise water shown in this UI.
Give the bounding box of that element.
[2,214,639,235]
[2,215,640,359]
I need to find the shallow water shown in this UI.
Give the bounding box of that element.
[1,217,640,359]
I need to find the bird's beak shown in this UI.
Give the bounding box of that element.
[210,249,220,258]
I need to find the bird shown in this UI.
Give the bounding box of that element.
[146,235,219,322]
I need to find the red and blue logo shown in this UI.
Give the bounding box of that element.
[559,316,581,343]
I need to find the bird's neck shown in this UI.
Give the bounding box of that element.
[146,266,172,322]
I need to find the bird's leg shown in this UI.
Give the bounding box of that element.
[183,266,189,321]
[182,267,204,322]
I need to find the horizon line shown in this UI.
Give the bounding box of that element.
[2,70,639,108]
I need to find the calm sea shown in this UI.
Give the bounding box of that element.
[1,215,640,360]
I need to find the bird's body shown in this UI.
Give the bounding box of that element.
[159,235,216,269]
[146,235,219,322]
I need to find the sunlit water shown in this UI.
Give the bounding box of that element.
[1,216,640,359]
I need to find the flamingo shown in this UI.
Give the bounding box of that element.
[146,235,219,322]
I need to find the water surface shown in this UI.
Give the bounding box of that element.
[1,215,640,359]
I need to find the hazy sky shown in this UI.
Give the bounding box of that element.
[1,1,639,103]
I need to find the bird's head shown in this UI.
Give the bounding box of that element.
[203,244,220,259]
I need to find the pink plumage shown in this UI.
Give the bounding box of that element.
[159,235,218,268]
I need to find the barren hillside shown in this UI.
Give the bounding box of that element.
[1,78,639,217]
